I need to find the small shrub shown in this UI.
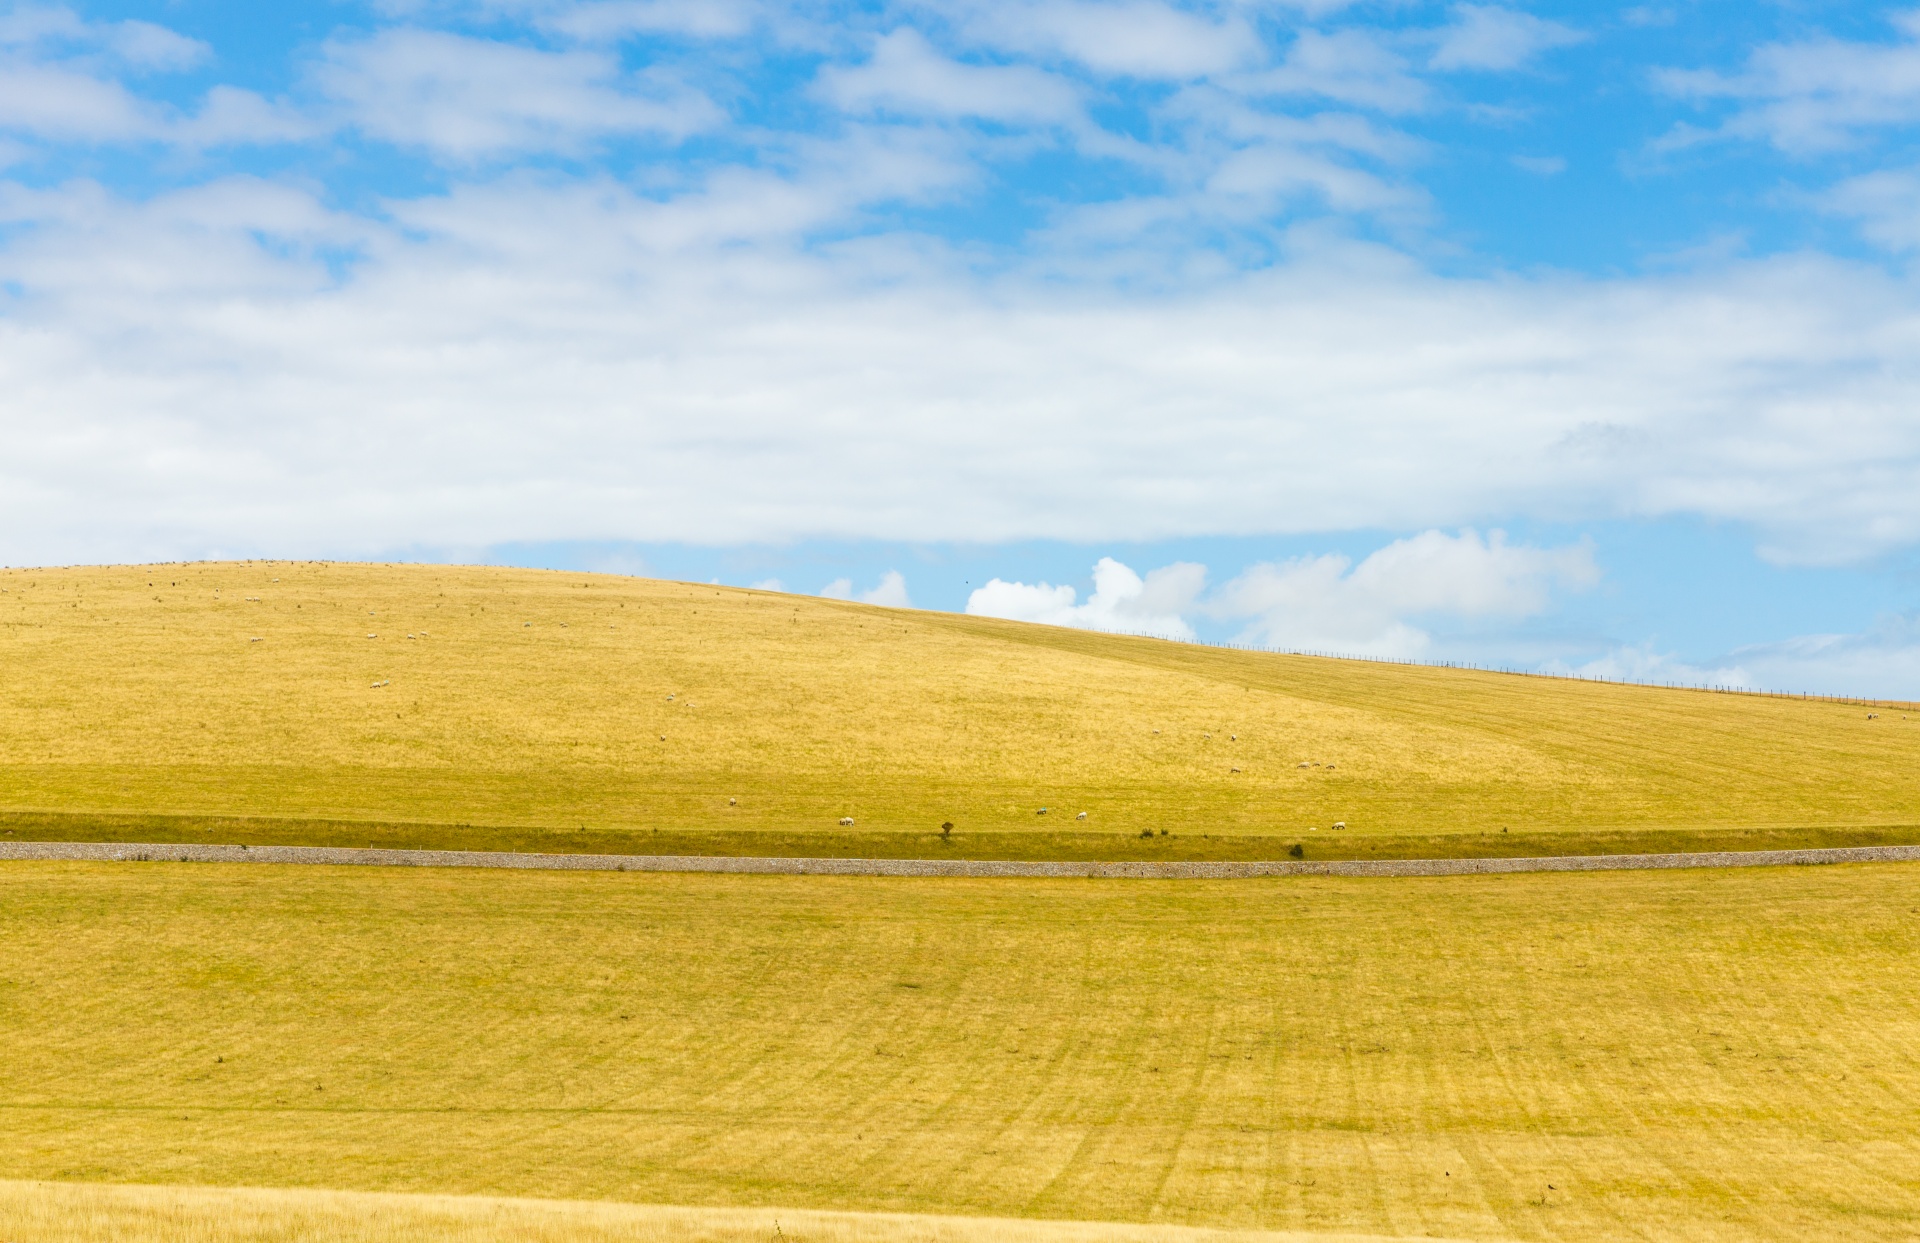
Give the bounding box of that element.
[1288,843,1304,859]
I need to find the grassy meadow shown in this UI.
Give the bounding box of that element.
[4,860,1919,1241]
[2,560,1918,858]
[0,1183,1440,1243]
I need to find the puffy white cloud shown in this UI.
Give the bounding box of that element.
[819,29,1083,125]
[966,532,1594,655]
[1209,529,1598,657]
[312,28,719,159]
[968,557,1205,638]
[1656,14,1920,153]
[821,571,912,606]
[861,569,912,607]
[1429,5,1583,73]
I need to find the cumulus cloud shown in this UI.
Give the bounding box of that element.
[821,571,912,606]
[1209,529,1599,656]
[966,532,1594,655]
[312,29,718,158]
[1429,5,1583,73]
[968,557,1205,638]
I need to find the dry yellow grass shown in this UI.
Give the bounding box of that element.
[4,860,1918,1240]
[0,1182,1463,1243]
[2,560,1918,857]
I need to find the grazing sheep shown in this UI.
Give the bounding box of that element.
[839,816,855,826]
[1332,821,1347,830]
[1036,807,1048,815]
[1230,767,1241,774]
[1076,811,1087,820]
[728,797,737,806]
[1297,762,1311,769]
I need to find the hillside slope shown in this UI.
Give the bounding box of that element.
[2,561,1915,858]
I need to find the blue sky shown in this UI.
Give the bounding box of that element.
[4,2,1920,694]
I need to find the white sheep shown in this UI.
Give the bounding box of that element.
[839,816,855,826]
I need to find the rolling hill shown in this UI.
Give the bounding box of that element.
[2,560,1915,859]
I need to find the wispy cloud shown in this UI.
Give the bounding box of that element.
[1656,13,1920,153]
[312,29,719,159]
[1429,4,1583,73]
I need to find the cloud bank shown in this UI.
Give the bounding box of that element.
[968,530,1598,658]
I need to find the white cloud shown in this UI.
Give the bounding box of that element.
[1429,5,1583,73]
[820,571,912,606]
[819,29,1082,125]
[955,0,1256,79]
[1545,645,1751,690]
[1554,615,1920,700]
[968,557,1205,638]
[1822,167,1920,251]
[6,175,1920,567]
[519,0,759,41]
[1511,153,1565,175]
[312,29,718,158]
[1236,29,1428,113]
[861,569,912,607]
[1723,615,1920,700]
[0,61,154,142]
[1209,529,1598,657]
[0,10,307,149]
[0,6,208,68]
[965,532,1593,655]
[749,576,785,591]
[103,19,210,71]
[1656,14,1920,154]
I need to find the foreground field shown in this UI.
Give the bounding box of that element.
[0,1183,1450,1243]
[4,860,1917,1240]
[2,561,1918,858]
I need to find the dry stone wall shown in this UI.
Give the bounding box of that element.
[2,840,1918,877]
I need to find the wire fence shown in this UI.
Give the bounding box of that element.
[1106,630,1920,713]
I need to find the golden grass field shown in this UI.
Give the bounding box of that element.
[1,560,1917,858]
[3,860,1918,1241]
[0,1182,1448,1243]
